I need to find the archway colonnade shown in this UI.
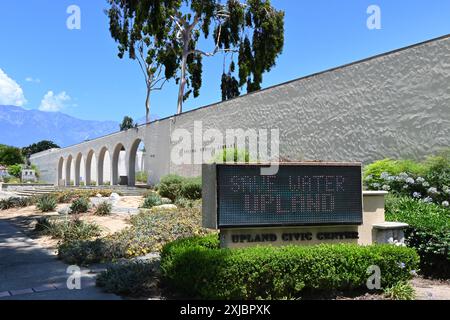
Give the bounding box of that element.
[56,138,146,187]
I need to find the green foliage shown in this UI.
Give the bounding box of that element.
[0,197,35,210]
[179,177,202,200]
[174,197,198,209]
[141,193,162,209]
[423,151,450,191]
[58,239,107,266]
[385,195,450,278]
[95,201,112,216]
[106,0,285,113]
[36,194,57,212]
[7,164,22,178]
[0,145,24,166]
[69,197,90,214]
[161,235,419,299]
[213,148,250,163]
[119,116,137,131]
[384,281,415,300]
[364,153,450,207]
[157,174,185,201]
[157,174,202,201]
[22,140,60,159]
[58,206,212,265]
[135,171,148,183]
[35,217,101,243]
[96,261,160,297]
[364,159,426,184]
[52,189,116,203]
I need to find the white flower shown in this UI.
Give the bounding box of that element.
[399,172,409,179]
[371,183,381,189]
[427,187,438,194]
[402,185,409,189]
[412,192,421,198]
[423,181,430,187]
[406,177,415,184]
[398,262,406,269]
[423,196,433,203]
[416,177,425,184]
[380,172,390,179]
[382,185,391,191]
[442,201,449,207]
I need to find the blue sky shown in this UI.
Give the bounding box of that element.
[0,0,449,122]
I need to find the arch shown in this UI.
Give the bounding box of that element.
[74,153,84,186]
[65,155,73,186]
[85,149,96,186]
[57,157,64,186]
[112,143,127,185]
[97,147,110,186]
[128,138,146,186]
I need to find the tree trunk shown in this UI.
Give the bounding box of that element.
[145,86,151,124]
[177,53,187,114]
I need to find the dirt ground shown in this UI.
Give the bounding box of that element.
[0,197,142,251]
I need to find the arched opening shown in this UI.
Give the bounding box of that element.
[97,147,111,186]
[112,143,127,185]
[57,157,64,186]
[65,155,73,186]
[128,139,147,186]
[85,150,96,186]
[74,153,85,186]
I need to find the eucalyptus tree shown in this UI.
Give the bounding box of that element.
[106,0,284,115]
[106,0,178,123]
[167,0,285,113]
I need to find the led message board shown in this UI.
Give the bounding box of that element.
[217,163,363,228]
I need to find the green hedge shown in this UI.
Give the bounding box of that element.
[385,195,450,278]
[161,235,419,299]
[157,174,201,201]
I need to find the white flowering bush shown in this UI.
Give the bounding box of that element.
[364,154,450,207]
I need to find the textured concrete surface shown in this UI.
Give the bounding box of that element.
[0,219,120,300]
[31,35,450,184]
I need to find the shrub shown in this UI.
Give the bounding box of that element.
[212,148,250,163]
[58,206,212,265]
[179,177,202,200]
[157,174,184,201]
[69,197,90,214]
[423,151,450,191]
[36,194,57,212]
[95,201,112,216]
[7,164,23,178]
[364,153,450,207]
[58,239,108,265]
[96,261,160,297]
[141,193,162,209]
[35,216,101,242]
[383,281,415,300]
[136,171,148,184]
[174,197,196,208]
[0,196,34,210]
[161,235,419,300]
[385,195,450,278]
[52,189,116,203]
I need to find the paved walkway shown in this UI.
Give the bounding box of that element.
[0,219,120,300]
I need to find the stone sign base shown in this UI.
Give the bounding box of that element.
[220,225,360,248]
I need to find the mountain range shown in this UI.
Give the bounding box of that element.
[0,105,156,148]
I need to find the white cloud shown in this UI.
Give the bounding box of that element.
[25,77,41,83]
[0,68,27,106]
[39,91,71,112]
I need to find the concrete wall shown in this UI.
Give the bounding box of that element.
[30,35,450,186]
